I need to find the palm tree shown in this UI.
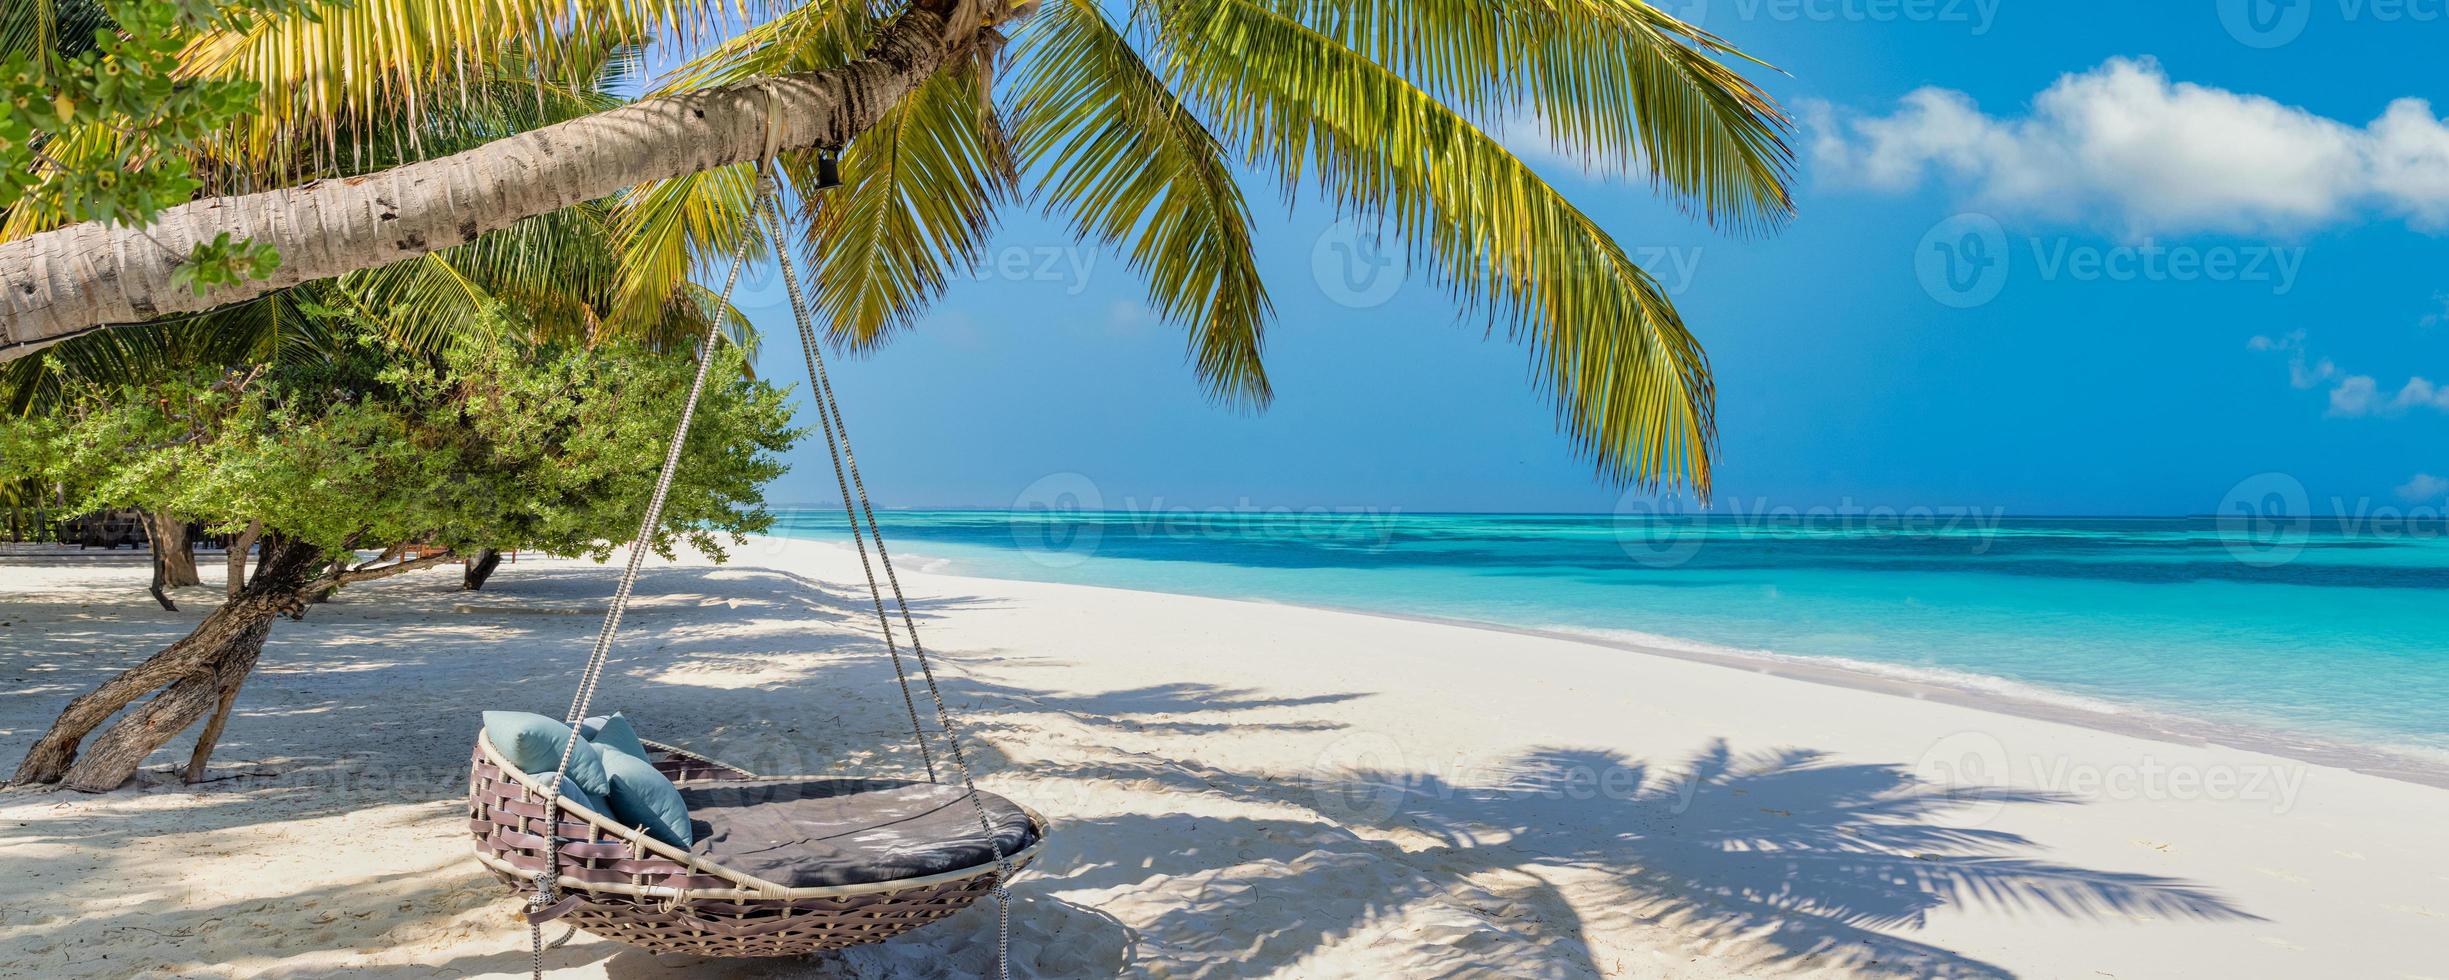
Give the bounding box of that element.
[0,0,1792,493]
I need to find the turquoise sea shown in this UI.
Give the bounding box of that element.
[769,510,2449,768]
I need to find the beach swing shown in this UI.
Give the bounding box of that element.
[466,146,1044,975]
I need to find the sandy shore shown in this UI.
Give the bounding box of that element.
[3,536,2446,978]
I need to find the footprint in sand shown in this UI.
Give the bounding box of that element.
[2253,867,2312,885]
[2257,936,2306,951]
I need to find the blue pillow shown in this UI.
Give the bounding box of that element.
[482,711,611,799]
[596,742,693,848]
[585,712,651,763]
[547,773,609,816]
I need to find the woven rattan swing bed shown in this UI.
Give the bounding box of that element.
[466,148,1044,975]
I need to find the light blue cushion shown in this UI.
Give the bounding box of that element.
[547,773,609,816]
[482,711,611,799]
[586,712,651,763]
[596,742,693,848]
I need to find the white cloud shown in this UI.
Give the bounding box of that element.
[2396,473,2449,503]
[2250,330,2339,390]
[1813,57,2449,235]
[2252,331,2449,419]
[2328,375,2383,416]
[2327,373,2449,418]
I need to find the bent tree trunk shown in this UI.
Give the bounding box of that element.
[462,549,504,591]
[146,511,201,588]
[0,0,974,360]
[227,520,262,600]
[8,535,325,791]
[8,536,462,791]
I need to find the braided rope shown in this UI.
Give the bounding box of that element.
[757,177,938,779]
[525,163,768,980]
[755,178,1015,980]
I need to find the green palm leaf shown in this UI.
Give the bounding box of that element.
[179,0,738,171]
[1009,0,1274,405]
[1276,0,1794,233]
[651,0,881,89]
[1151,0,1721,492]
[606,163,771,336]
[787,51,1015,350]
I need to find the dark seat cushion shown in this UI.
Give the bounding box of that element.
[682,778,1040,888]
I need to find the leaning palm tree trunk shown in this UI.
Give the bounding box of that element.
[0,0,972,360]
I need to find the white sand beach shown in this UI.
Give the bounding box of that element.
[4,537,2447,978]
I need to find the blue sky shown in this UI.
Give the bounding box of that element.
[733,2,2449,516]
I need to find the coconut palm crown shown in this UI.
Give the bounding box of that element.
[3,0,1793,494]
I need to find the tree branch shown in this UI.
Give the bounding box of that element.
[326,549,460,587]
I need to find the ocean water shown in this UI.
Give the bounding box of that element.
[768,510,2449,765]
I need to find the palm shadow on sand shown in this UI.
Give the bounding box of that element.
[1,562,2259,977]
[1001,737,2258,978]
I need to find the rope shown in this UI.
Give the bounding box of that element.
[519,108,1019,976]
[757,178,938,782]
[754,176,1015,980]
[524,161,768,980]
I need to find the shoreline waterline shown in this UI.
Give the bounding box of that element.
[872,547,2449,791]
[759,509,2449,789]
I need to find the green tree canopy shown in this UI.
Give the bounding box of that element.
[4,306,799,564]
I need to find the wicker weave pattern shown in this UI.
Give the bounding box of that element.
[467,737,1031,956]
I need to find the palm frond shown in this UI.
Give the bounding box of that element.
[1275,0,1794,233]
[1009,0,1273,405]
[669,280,762,362]
[784,50,1014,351]
[649,0,881,92]
[177,0,739,172]
[606,163,772,336]
[1151,0,1717,492]
[0,0,109,66]
[0,291,333,415]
